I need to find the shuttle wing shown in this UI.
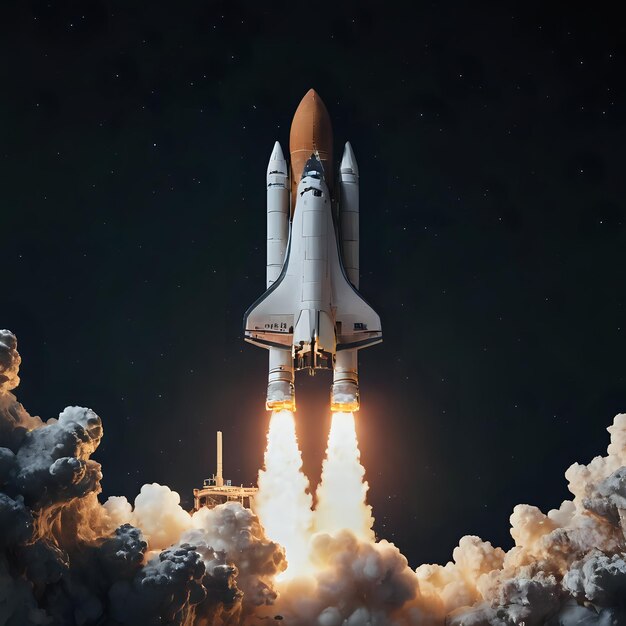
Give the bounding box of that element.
[244,273,296,350]
[331,256,382,351]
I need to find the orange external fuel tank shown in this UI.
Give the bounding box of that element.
[289,89,334,211]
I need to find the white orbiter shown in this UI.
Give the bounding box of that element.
[244,89,382,412]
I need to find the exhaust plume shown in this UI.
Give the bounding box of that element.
[256,409,313,577]
[314,411,375,540]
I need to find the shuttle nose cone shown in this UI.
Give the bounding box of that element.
[289,89,333,207]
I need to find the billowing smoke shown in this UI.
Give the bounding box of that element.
[414,413,626,626]
[2,328,626,625]
[0,330,285,625]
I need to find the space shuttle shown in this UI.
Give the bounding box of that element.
[244,89,382,412]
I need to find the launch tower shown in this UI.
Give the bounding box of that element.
[192,431,258,511]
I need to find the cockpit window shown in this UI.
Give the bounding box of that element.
[301,154,325,182]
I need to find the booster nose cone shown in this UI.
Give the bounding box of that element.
[289,89,333,207]
[267,141,287,176]
[340,141,358,177]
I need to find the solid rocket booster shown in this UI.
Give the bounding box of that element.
[266,141,290,287]
[333,142,360,410]
[265,141,294,406]
[244,89,382,412]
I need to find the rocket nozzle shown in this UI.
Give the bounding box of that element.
[331,349,359,412]
[266,380,296,412]
[330,380,360,413]
[267,349,295,412]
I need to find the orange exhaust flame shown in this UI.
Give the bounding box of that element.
[266,399,296,413]
[256,410,313,578]
[314,411,375,541]
[256,410,375,583]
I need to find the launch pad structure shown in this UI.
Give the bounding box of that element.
[192,431,258,512]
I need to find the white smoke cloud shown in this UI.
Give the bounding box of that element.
[274,531,426,626]
[184,503,286,611]
[2,328,626,625]
[104,482,193,551]
[414,414,626,626]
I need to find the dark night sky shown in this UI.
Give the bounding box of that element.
[1,1,625,567]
